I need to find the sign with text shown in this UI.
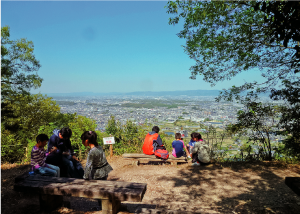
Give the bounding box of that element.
[103,137,115,145]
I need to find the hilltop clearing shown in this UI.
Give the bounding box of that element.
[2,157,300,214]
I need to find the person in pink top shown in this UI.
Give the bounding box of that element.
[172,133,190,158]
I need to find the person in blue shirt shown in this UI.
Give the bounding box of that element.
[172,133,190,158]
[186,132,198,154]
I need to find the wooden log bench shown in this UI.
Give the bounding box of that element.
[14,172,147,214]
[122,153,188,166]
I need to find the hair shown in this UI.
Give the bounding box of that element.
[81,131,98,146]
[36,134,49,143]
[194,133,202,140]
[175,133,181,139]
[152,126,160,133]
[60,127,72,139]
[190,132,197,139]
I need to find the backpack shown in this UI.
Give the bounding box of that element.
[155,148,169,160]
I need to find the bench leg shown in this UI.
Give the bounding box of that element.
[133,160,139,166]
[39,194,63,212]
[171,161,177,165]
[101,197,121,214]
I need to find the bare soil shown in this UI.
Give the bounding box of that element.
[2,157,300,214]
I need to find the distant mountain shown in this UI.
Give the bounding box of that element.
[41,90,222,97]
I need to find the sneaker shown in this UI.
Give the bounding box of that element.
[187,156,192,160]
[192,162,200,166]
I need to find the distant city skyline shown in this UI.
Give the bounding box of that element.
[2,1,265,94]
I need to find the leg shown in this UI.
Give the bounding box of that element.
[36,166,58,177]
[47,164,60,177]
[192,153,199,163]
[62,156,80,178]
[101,197,121,214]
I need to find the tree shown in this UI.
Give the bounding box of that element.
[166,1,299,100]
[226,102,279,160]
[270,80,300,158]
[2,93,60,135]
[1,26,42,129]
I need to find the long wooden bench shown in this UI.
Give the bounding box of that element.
[122,153,188,165]
[14,172,147,214]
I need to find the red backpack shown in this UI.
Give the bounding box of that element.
[154,148,169,160]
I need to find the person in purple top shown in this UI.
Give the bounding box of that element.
[31,134,60,177]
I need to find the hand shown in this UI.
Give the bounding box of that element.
[50,147,57,153]
[72,155,79,161]
[62,152,70,156]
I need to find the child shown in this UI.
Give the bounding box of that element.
[31,134,60,177]
[191,133,210,166]
[81,131,113,180]
[186,132,197,154]
[172,133,190,158]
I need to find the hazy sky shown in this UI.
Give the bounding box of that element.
[2,0,263,94]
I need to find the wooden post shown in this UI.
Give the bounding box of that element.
[110,144,113,158]
[109,134,113,158]
[101,197,121,214]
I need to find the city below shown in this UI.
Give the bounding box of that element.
[52,94,282,132]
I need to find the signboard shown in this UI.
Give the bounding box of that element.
[103,137,115,145]
[179,130,188,138]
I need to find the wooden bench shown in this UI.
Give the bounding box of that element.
[14,172,147,214]
[122,153,188,165]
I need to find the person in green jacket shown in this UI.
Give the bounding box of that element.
[81,131,113,180]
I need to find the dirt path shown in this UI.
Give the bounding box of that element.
[2,157,300,214]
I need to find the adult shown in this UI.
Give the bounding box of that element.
[142,126,163,155]
[45,127,83,178]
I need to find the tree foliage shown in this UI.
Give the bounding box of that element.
[166,1,299,100]
[226,102,279,160]
[167,1,300,158]
[1,26,43,131]
[3,94,60,133]
[270,80,300,158]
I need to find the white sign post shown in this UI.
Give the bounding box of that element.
[103,136,115,158]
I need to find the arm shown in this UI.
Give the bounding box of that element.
[31,148,46,169]
[156,135,163,146]
[47,135,56,153]
[83,150,94,180]
[191,142,199,154]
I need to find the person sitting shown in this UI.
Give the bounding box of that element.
[81,131,113,180]
[142,126,163,155]
[172,133,190,158]
[31,134,60,177]
[191,133,211,166]
[186,132,197,155]
[45,127,83,178]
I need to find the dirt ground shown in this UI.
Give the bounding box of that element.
[2,157,300,214]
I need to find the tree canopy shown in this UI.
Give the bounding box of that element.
[166,1,299,101]
[1,26,43,128]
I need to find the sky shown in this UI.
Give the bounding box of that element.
[1,0,264,94]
